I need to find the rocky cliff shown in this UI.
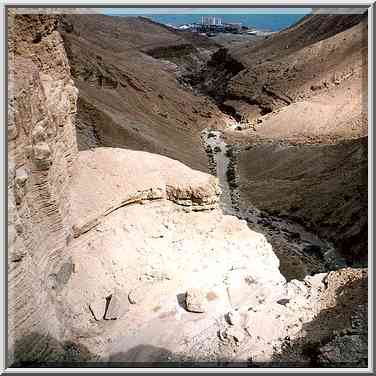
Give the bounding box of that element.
[8,12,79,364]
[7,11,368,368]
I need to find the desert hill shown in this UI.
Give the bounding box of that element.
[189,13,368,263]
[193,13,367,129]
[59,14,225,172]
[234,15,367,263]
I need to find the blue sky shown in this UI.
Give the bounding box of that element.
[102,8,312,15]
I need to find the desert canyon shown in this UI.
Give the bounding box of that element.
[7,9,368,367]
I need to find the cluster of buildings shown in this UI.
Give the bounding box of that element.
[168,16,275,37]
[142,15,275,36]
[178,16,245,34]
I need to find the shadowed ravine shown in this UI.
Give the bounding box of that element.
[201,126,348,281]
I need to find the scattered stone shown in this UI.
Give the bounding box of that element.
[226,310,241,325]
[140,270,171,282]
[227,327,245,343]
[310,83,323,91]
[219,327,245,344]
[104,294,129,320]
[127,286,150,305]
[72,263,79,273]
[15,167,29,187]
[128,289,138,304]
[244,275,256,285]
[218,329,228,342]
[14,167,29,204]
[185,288,208,313]
[89,297,106,321]
[245,326,253,338]
[277,298,290,306]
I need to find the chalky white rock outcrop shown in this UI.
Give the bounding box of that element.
[69,147,221,237]
[8,13,283,366]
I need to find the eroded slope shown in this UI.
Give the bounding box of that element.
[60,14,225,172]
[210,13,369,263]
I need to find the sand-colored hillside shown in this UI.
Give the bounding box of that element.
[60,14,225,172]
[215,14,368,262]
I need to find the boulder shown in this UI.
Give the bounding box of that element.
[89,297,106,321]
[104,294,129,320]
[226,327,245,343]
[128,286,150,305]
[226,310,241,326]
[128,290,138,305]
[185,288,208,313]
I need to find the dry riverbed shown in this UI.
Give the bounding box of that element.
[201,126,347,281]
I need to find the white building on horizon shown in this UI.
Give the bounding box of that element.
[201,16,222,26]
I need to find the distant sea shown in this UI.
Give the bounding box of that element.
[107,13,310,32]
